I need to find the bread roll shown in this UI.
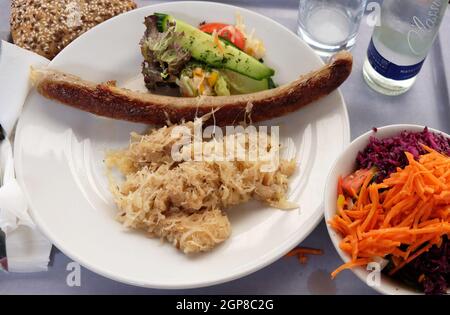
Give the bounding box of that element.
[11,0,137,59]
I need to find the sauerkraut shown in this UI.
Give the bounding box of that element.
[235,12,266,60]
[106,121,296,253]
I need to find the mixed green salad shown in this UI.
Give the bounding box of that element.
[140,13,275,97]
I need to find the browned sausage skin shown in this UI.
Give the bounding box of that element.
[31,51,352,126]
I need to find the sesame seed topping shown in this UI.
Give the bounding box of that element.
[11,0,137,59]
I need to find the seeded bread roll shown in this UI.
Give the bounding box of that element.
[11,0,137,59]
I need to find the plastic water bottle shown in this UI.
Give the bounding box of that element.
[363,0,448,95]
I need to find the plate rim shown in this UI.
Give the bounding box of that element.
[14,1,351,289]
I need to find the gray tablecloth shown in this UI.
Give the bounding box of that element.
[0,0,449,295]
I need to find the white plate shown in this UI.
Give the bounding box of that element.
[14,1,350,289]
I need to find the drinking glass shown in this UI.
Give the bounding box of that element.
[297,0,367,57]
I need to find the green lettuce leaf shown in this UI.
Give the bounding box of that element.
[140,15,191,90]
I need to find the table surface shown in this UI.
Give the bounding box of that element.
[1,0,449,295]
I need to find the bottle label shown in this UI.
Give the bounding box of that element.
[367,38,425,81]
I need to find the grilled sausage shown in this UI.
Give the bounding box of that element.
[31,51,352,126]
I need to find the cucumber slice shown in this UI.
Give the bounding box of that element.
[220,69,270,94]
[155,13,274,80]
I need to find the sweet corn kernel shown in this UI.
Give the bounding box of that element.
[199,82,205,95]
[207,71,219,86]
[193,67,203,77]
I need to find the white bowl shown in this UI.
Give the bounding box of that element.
[324,124,450,295]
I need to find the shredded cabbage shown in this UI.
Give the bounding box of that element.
[106,121,297,253]
[235,12,266,60]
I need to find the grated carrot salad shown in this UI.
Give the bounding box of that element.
[286,247,323,265]
[330,146,450,278]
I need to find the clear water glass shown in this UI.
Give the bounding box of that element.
[297,0,367,57]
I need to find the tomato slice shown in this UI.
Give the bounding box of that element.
[342,169,374,197]
[199,23,246,51]
[199,23,229,33]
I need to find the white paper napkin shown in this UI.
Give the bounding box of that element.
[0,40,53,272]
